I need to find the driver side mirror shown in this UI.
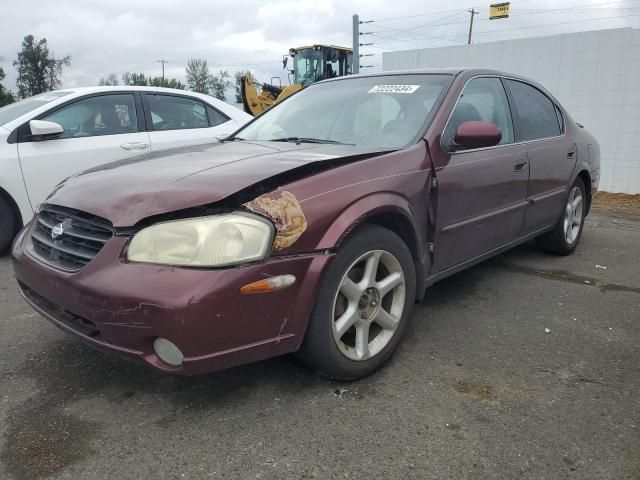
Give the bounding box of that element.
[453,121,501,150]
[29,120,64,140]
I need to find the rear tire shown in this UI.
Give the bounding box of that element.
[0,197,18,254]
[297,224,416,380]
[536,177,586,255]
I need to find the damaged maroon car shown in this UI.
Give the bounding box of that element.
[12,69,600,379]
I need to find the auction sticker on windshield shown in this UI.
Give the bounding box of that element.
[368,85,420,94]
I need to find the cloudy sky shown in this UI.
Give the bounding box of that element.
[1,0,638,98]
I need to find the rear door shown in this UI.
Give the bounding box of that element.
[431,76,529,272]
[17,92,150,209]
[503,79,575,234]
[142,93,237,151]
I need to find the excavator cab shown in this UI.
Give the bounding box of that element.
[290,45,353,85]
[241,44,353,117]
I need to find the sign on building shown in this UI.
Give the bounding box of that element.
[490,2,510,19]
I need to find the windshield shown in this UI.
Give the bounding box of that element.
[294,49,325,85]
[0,91,73,126]
[237,74,452,149]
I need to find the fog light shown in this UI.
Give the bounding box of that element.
[153,338,184,367]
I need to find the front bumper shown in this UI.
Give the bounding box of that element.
[12,225,332,374]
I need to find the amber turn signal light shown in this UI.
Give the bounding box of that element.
[240,275,296,294]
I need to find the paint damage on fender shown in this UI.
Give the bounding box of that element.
[243,191,308,251]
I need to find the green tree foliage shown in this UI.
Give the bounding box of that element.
[209,70,232,101]
[13,35,70,98]
[234,70,257,103]
[98,73,119,86]
[185,59,210,94]
[185,59,232,100]
[0,67,15,107]
[121,72,149,86]
[121,72,185,90]
[149,77,185,89]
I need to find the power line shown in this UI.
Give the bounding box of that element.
[366,0,639,33]
[365,0,541,23]
[366,12,639,46]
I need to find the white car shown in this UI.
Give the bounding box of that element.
[0,86,252,251]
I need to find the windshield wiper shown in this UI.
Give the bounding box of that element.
[220,135,244,142]
[269,137,353,145]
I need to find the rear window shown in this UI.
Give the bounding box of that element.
[146,94,210,130]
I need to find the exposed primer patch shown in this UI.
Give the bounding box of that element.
[244,191,308,251]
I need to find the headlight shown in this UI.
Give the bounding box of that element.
[127,213,274,267]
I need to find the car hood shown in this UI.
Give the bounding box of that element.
[45,141,390,227]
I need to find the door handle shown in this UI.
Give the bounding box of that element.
[514,160,527,172]
[120,142,149,150]
[567,151,576,159]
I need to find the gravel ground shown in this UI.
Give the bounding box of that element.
[0,210,638,480]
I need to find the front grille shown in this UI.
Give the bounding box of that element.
[29,207,113,272]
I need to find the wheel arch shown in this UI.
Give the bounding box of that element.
[0,186,24,230]
[576,169,592,214]
[314,193,427,301]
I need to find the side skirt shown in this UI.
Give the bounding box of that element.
[423,225,551,289]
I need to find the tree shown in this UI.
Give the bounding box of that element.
[149,77,185,89]
[185,59,231,100]
[13,35,70,98]
[209,70,232,101]
[0,67,15,107]
[121,72,148,86]
[234,70,257,103]
[185,59,210,94]
[98,73,119,86]
[122,72,185,90]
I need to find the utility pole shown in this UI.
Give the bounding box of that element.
[467,9,479,44]
[157,59,168,83]
[352,14,359,74]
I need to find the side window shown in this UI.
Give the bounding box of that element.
[43,94,138,139]
[554,104,565,134]
[504,80,561,141]
[146,95,210,131]
[206,105,229,127]
[443,77,514,149]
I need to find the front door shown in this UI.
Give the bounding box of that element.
[17,93,150,209]
[431,76,529,272]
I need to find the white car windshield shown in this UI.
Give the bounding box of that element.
[0,91,74,126]
[236,74,452,149]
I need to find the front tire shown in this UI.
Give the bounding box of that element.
[0,197,18,254]
[536,177,586,255]
[297,224,416,380]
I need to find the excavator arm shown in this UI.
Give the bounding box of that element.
[240,75,303,117]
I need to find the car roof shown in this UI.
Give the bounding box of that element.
[54,85,207,96]
[319,67,521,82]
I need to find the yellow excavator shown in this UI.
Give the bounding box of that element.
[241,45,353,116]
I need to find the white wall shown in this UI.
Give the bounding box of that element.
[383,28,640,194]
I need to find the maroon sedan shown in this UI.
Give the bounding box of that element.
[12,69,600,379]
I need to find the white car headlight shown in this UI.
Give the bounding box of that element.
[127,213,274,267]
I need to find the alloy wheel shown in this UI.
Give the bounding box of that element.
[563,186,584,244]
[332,250,406,361]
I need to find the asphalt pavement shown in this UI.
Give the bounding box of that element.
[0,211,638,480]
